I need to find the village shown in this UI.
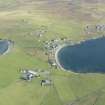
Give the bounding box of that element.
[19,34,74,87]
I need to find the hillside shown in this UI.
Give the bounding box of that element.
[0,0,105,105]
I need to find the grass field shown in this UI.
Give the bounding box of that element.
[0,0,105,105]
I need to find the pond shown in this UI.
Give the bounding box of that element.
[57,37,105,73]
[0,40,11,55]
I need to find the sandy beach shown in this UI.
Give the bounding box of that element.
[55,44,67,70]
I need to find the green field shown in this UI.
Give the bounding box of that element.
[0,0,105,105]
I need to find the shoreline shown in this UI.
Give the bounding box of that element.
[55,44,67,71]
[55,36,105,74]
[1,40,13,56]
[54,38,95,71]
[55,44,75,73]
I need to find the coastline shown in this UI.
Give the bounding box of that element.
[1,40,13,56]
[55,44,67,71]
[55,36,105,73]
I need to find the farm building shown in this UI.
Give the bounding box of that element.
[21,69,40,81]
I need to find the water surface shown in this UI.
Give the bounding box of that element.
[0,40,10,55]
[58,37,105,73]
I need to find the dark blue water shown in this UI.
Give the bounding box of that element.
[58,37,105,73]
[0,40,9,55]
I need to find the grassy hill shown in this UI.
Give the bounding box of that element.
[0,0,105,105]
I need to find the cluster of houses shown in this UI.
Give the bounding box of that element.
[95,25,105,31]
[20,69,52,86]
[44,38,71,69]
[85,24,105,34]
[44,39,60,51]
[44,37,70,52]
[44,39,61,68]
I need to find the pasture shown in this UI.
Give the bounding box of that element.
[0,0,105,105]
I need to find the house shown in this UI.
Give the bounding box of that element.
[41,79,52,86]
[48,59,57,68]
[21,69,40,81]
